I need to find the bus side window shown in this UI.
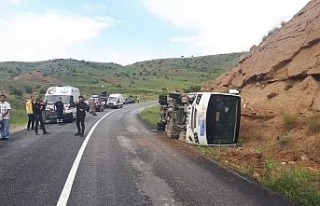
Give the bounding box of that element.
[193,109,197,128]
[191,107,194,130]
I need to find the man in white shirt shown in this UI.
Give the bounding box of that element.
[0,94,11,140]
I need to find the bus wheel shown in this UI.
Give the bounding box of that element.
[166,119,179,139]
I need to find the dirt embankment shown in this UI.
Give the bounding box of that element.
[202,0,320,174]
[15,70,62,84]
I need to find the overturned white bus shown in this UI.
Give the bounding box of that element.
[157,91,241,145]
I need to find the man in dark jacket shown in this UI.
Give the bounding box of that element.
[54,97,64,125]
[33,97,50,135]
[71,96,89,137]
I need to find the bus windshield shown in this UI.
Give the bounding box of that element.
[45,95,70,104]
[108,97,118,103]
[206,94,240,144]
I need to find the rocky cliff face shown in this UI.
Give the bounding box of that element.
[202,0,320,115]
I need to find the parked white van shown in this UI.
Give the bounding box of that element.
[106,93,124,109]
[44,85,81,123]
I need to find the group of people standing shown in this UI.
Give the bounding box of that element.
[1,94,92,141]
[25,95,50,135]
[25,95,89,137]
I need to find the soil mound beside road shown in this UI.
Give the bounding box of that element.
[201,0,320,178]
[203,0,320,115]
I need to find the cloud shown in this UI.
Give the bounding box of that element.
[0,0,24,4]
[169,36,197,43]
[0,11,116,61]
[83,4,107,12]
[143,0,310,54]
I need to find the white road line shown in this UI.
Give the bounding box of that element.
[56,110,119,206]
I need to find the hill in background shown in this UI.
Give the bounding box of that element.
[0,52,244,99]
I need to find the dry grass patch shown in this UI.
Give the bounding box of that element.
[281,112,298,131]
[304,140,320,164]
[277,135,293,150]
[307,114,320,135]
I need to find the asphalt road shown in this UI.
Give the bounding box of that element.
[0,102,296,206]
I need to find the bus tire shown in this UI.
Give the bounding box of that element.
[169,93,180,99]
[159,95,167,100]
[159,99,167,105]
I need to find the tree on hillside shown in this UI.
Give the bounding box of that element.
[39,88,46,94]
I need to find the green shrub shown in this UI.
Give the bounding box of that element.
[262,159,274,183]
[23,85,33,94]
[9,86,23,96]
[183,85,201,93]
[39,88,46,94]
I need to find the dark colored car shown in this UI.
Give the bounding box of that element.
[125,97,135,104]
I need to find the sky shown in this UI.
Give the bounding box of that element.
[0,0,311,65]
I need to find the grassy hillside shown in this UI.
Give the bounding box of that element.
[0,53,244,101]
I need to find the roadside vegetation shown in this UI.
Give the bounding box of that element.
[140,107,320,205]
[6,94,28,129]
[140,106,159,126]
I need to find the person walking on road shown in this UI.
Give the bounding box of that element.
[54,97,64,125]
[71,96,89,137]
[0,94,11,140]
[26,95,35,130]
[33,97,50,135]
[89,98,97,116]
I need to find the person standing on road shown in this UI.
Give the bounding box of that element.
[33,97,50,135]
[71,96,89,137]
[26,95,35,130]
[89,99,97,116]
[0,94,11,140]
[54,97,64,125]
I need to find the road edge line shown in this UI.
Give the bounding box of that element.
[56,109,119,206]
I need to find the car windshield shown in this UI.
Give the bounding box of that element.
[45,95,70,104]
